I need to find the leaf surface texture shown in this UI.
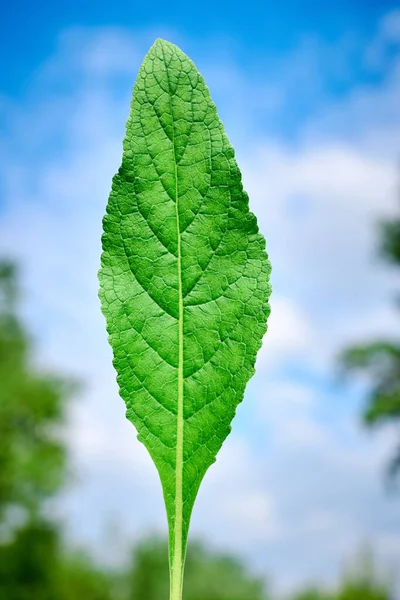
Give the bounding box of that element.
[99,38,271,595]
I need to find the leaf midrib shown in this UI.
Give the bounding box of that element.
[161,45,184,598]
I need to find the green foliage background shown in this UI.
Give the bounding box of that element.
[340,210,400,480]
[0,259,394,599]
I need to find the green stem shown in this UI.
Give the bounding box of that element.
[170,559,184,600]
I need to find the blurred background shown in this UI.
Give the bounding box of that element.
[1,1,400,598]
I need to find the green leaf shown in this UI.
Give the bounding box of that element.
[99,38,271,600]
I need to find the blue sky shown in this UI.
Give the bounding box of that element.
[1,0,391,86]
[1,2,400,596]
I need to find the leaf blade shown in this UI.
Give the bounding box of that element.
[99,38,271,598]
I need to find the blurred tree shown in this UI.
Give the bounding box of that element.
[0,520,60,600]
[290,589,332,600]
[335,548,391,600]
[0,518,121,600]
[336,579,389,600]
[0,260,78,598]
[339,210,400,480]
[57,550,121,600]
[289,549,392,600]
[126,536,268,600]
[0,260,75,529]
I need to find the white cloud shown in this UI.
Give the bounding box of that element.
[194,438,278,549]
[243,140,399,378]
[257,296,317,371]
